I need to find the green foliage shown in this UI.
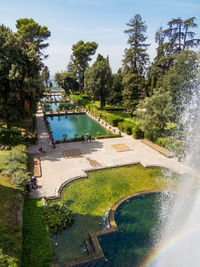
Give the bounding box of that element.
[105,114,124,127]
[72,40,98,91]
[70,94,90,106]
[135,88,173,138]
[22,198,55,266]
[118,121,136,135]
[16,18,51,53]
[0,170,23,267]
[0,127,23,145]
[41,66,50,88]
[161,50,198,118]
[96,134,121,139]
[0,24,44,127]
[55,72,79,93]
[108,70,123,105]
[123,14,150,113]
[3,145,29,188]
[86,103,124,126]
[84,55,113,109]
[43,204,74,234]
[132,125,144,139]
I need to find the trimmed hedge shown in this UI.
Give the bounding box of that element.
[70,94,90,106]
[132,125,144,139]
[96,133,121,139]
[86,104,124,127]
[118,121,135,135]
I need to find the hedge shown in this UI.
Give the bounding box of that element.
[70,94,90,106]
[118,121,136,135]
[86,104,124,127]
[96,133,121,139]
[132,125,144,139]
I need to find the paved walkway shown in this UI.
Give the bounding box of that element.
[28,109,191,198]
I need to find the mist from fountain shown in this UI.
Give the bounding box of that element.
[148,65,200,266]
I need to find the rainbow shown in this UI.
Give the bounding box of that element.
[141,225,200,266]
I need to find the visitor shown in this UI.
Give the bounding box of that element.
[52,140,56,148]
[39,147,43,154]
[31,176,37,190]
[81,135,85,142]
[49,139,52,146]
[89,134,91,142]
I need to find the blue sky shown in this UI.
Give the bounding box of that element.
[1,0,200,76]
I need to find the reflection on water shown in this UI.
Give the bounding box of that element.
[47,114,108,140]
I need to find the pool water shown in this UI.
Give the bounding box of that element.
[47,114,108,141]
[97,193,169,267]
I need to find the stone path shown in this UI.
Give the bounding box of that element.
[28,109,191,198]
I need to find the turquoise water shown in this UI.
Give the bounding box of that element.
[97,193,169,267]
[47,114,108,141]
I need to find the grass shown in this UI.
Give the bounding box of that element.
[21,198,55,267]
[52,164,179,262]
[0,151,23,267]
[60,165,178,217]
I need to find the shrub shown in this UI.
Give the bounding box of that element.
[132,125,144,139]
[118,121,135,135]
[96,134,121,139]
[0,128,22,145]
[105,114,124,127]
[144,128,161,142]
[3,145,28,188]
[43,204,74,233]
[155,137,167,147]
[11,170,29,187]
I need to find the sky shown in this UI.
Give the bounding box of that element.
[1,0,200,77]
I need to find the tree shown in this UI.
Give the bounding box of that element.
[84,55,112,109]
[0,25,43,128]
[161,50,198,119]
[41,65,50,88]
[108,69,123,105]
[134,88,173,140]
[122,14,150,113]
[72,40,98,92]
[54,72,78,93]
[16,18,51,56]
[163,17,200,54]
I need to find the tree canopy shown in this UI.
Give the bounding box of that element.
[71,40,98,92]
[122,14,150,114]
[0,24,44,127]
[84,55,112,109]
[16,18,51,56]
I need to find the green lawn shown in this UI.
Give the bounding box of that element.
[52,164,179,262]
[21,198,55,267]
[0,151,23,267]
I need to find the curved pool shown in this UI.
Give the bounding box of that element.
[97,192,171,267]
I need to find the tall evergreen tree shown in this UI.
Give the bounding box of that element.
[122,14,150,113]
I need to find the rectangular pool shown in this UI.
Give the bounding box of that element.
[47,114,108,141]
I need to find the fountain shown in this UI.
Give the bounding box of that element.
[145,69,200,266]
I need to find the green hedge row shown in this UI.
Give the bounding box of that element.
[96,134,121,139]
[86,104,124,127]
[70,94,90,106]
